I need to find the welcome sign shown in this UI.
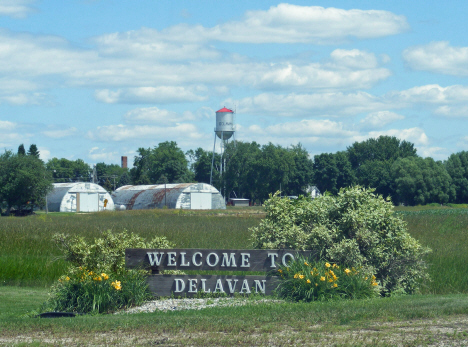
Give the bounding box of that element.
[126,249,314,296]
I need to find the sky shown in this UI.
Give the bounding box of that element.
[1,0,468,165]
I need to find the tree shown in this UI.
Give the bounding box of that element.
[0,151,53,215]
[313,151,355,195]
[17,144,25,156]
[186,148,218,184]
[46,158,91,182]
[445,151,468,203]
[27,144,40,158]
[346,136,418,200]
[95,162,126,191]
[130,141,193,184]
[391,157,455,205]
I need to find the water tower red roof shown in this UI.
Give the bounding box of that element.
[216,107,233,113]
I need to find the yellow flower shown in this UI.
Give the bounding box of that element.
[65,276,70,281]
[306,279,311,284]
[313,267,317,272]
[111,281,122,290]
[310,271,314,276]
[278,269,283,273]
[372,282,378,286]
[320,276,325,281]
[372,275,376,280]
[332,264,337,268]
[333,275,338,281]
[364,277,368,280]
[328,278,333,282]
[332,283,338,288]
[315,283,318,286]
[304,262,309,266]
[344,268,351,274]
[294,273,299,279]
[325,263,331,268]
[299,274,304,279]
[101,273,109,280]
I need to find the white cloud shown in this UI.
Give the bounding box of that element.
[0,120,16,130]
[38,147,51,161]
[42,127,78,138]
[366,127,429,146]
[248,119,357,138]
[360,111,405,128]
[330,49,379,69]
[0,0,36,19]
[158,4,408,44]
[231,91,389,118]
[94,87,208,104]
[88,147,119,162]
[434,105,468,117]
[123,107,196,125]
[87,123,204,142]
[403,41,468,76]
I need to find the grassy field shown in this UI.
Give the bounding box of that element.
[2,205,468,345]
[0,208,262,286]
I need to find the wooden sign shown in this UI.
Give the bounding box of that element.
[125,248,314,297]
[147,275,281,296]
[126,248,314,272]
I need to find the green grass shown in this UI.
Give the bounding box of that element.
[2,286,468,346]
[396,209,468,294]
[3,206,468,294]
[0,209,261,286]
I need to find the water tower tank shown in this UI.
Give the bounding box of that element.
[215,107,234,140]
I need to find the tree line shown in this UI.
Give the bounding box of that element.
[2,136,468,214]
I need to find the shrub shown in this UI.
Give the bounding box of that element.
[52,229,174,275]
[251,186,431,295]
[42,267,151,314]
[275,256,379,302]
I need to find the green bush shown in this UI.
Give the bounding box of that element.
[52,229,174,275]
[275,256,379,302]
[251,186,431,295]
[42,229,174,314]
[42,267,151,314]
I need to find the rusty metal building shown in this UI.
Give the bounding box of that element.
[112,183,226,210]
[46,183,114,212]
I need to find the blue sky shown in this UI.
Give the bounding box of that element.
[1,0,468,164]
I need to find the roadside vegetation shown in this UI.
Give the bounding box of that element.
[2,203,468,345]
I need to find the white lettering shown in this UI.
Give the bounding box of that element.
[147,252,164,266]
[180,252,190,266]
[206,253,220,267]
[167,252,177,266]
[282,253,295,267]
[192,252,203,266]
[240,253,251,268]
[226,279,238,294]
[267,253,278,268]
[254,280,266,294]
[201,279,211,293]
[174,279,185,292]
[240,279,251,294]
[188,279,198,293]
[214,279,225,293]
[221,253,237,267]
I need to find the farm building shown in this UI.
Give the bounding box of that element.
[46,183,114,212]
[112,183,226,210]
[229,198,250,207]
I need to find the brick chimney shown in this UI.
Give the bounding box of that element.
[121,156,127,169]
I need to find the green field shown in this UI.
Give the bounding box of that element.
[2,206,468,345]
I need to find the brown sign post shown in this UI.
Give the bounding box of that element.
[126,249,314,296]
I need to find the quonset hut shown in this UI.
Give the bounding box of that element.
[112,183,225,210]
[47,183,115,212]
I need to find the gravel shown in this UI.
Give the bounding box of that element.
[118,297,282,314]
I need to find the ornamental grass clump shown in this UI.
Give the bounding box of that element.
[275,256,379,302]
[251,186,431,295]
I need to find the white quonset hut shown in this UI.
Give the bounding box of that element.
[47,183,114,213]
[112,183,226,210]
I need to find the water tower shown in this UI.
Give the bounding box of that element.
[210,107,235,187]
